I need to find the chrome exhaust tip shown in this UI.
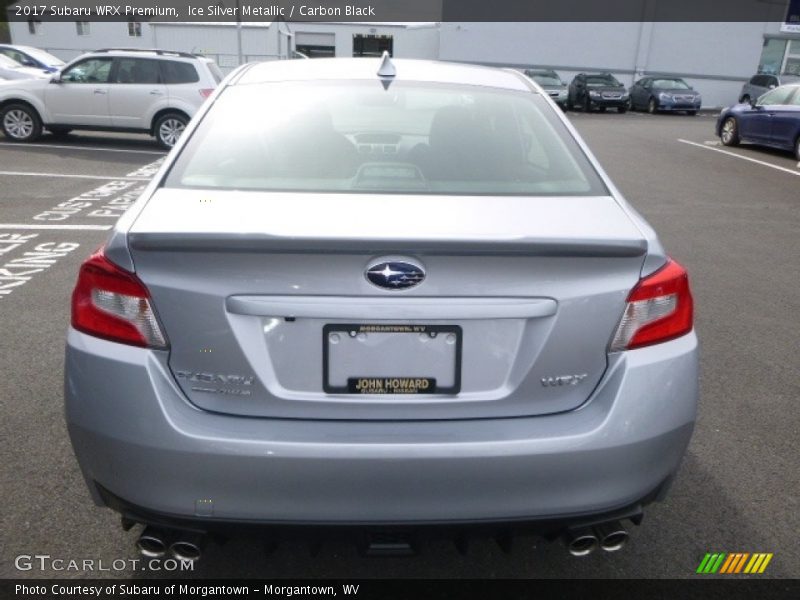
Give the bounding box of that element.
[169,533,204,563]
[136,527,169,558]
[563,528,598,557]
[594,521,629,552]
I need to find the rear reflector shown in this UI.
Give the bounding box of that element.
[609,258,693,351]
[199,88,214,99]
[71,248,167,348]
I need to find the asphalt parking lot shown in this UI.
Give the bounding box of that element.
[0,112,798,580]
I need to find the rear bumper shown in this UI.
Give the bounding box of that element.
[65,329,698,525]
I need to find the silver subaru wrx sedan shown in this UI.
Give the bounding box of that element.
[65,56,698,560]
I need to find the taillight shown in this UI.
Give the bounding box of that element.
[609,258,693,352]
[71,249,167,348]
[199,88,214,99]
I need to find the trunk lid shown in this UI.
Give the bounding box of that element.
[128,189,646,420]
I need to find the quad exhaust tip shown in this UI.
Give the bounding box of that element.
[594,521,629,552]
[169,533,205,562]
[564,528,598,557]
[136,527,169,558]
[564,520,629,556]
[136,527,205,562]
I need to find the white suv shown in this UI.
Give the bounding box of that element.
[0,48,223,148]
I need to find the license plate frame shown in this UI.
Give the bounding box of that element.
[322,323,462,395]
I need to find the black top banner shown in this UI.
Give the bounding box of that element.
[2,0,795,23]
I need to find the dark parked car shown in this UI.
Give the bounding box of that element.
[739,73,800,104]
[717,84,800,160]
[567,73,628,113]
[524,69,568,109]
[628,77,701,115]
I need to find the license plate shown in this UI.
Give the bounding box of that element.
[323,324,462,395]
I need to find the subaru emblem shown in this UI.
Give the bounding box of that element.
[365,259,425,290]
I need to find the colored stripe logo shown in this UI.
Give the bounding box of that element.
[696,552,773,574]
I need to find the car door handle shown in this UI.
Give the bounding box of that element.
[149,90,164,95]
[93,89,106,95]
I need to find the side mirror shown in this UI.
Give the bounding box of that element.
[49,73,62,84]
[750,98,760,108]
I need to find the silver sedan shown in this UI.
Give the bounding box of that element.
[65,55,698,561]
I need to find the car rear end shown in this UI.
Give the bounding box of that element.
[65,58,698,558]
[162,55,221,111]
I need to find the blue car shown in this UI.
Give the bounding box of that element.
[628,77,701,115]
[717,84,800,160]
[0,45,65,73]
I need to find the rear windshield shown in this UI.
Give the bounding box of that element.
[161,60,199,84]
[530,75,563,86]
[165,81,607,196]
[652,78,690,89]
[586,75,621,86]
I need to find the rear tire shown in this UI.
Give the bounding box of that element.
[720,117,740,146]
[0,103,42,142]
[617,106,627,114]
[154,112,188,149]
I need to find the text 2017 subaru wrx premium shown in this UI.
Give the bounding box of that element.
[65,56,698,561]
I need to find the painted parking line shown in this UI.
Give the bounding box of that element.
[0,142,166,155]
[677,139,800,177]
[0,157,162,302]
[0,224,112,230]
[0,234,81,300]
[0,170,149,181]
[29,158,164,222]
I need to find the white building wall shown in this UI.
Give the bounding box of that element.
[439,22,643,73]
[284,22,438,61]
[9,20,439,74]
[398,24,440,59]
[643,22,768,106]
[9,19,798,107]
[437,22,779,108]
[150,23,275,70]
[8,20,155,61]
